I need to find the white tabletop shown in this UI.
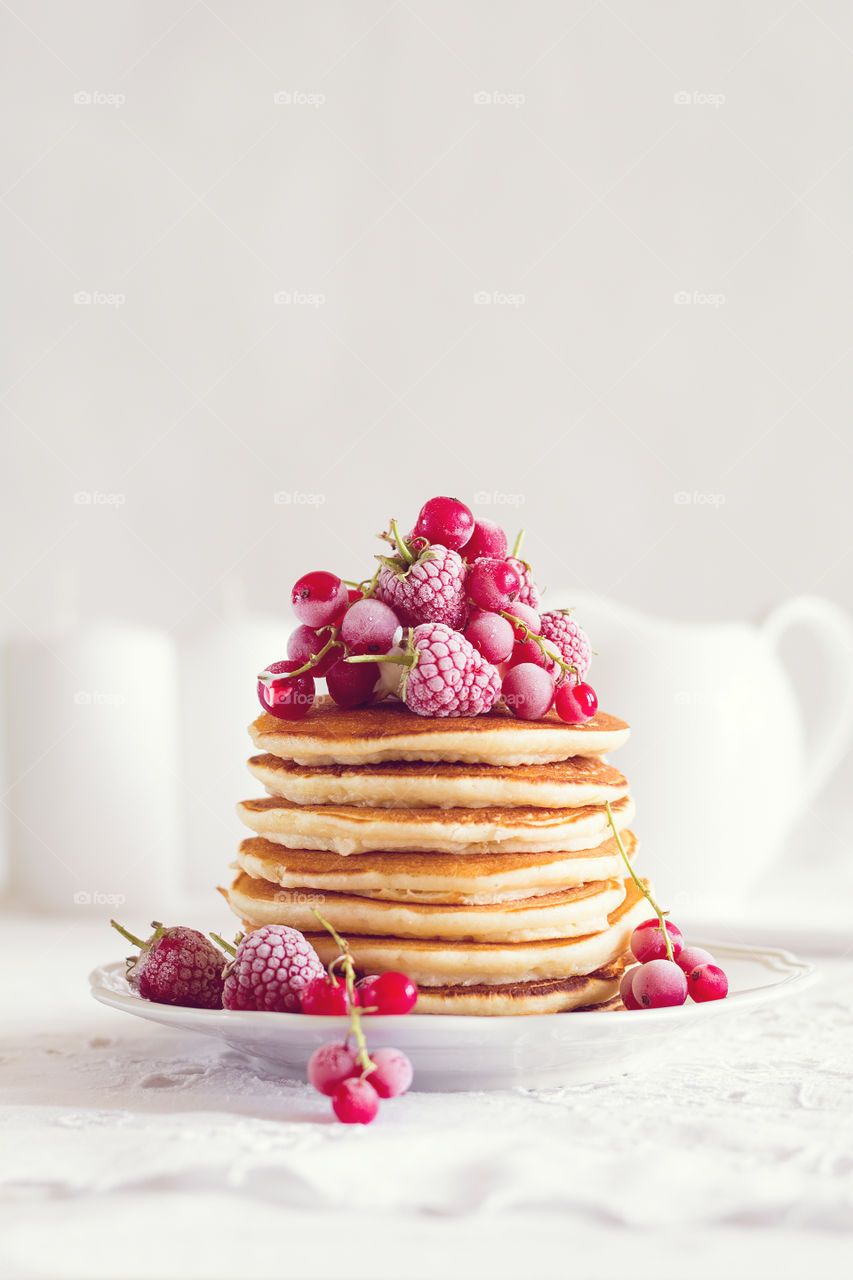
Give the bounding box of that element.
[1,913,852,1279]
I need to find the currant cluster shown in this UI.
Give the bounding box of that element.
[601,803,729,1010]
[258,495,598,722]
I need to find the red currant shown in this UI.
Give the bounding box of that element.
[413,496,474,550]
[630,918,684,964]
[502,663,556,720]
[677,946,714,974]
[468,558,521,611]
[326,658,380,708]
[506,638,548,670]
[554,680,598,724]
[287,625,342,677]
[368,1048,413,1098]
[688,962,729,1003]
[619,966,642,1010]
[632,959,688,1008]
[307,1042,359,1096]
[300,974,354,1016]
[339,598,400,655]
[504,602,541,641]
[291,571,348,628]
[257,660,315,720]
[464,612,515,663]
[461,519,508,562]
[332,1076,379,1124]
[358,971,418,1015]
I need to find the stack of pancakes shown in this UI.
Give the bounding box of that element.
[227,699,648,1015]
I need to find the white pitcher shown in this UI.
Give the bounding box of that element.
[564,593,853,918]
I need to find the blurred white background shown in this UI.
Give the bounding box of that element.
[1,1,852,927]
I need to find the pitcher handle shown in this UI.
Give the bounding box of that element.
[762,595,853,814]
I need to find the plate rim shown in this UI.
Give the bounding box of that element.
[88,938,818,1031]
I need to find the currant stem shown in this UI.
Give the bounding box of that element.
[210,932,237,957]
[500,612,579,683]
[512,529,525,558]
[603,801,674,962]
[258,626,341,682]
[110,920,149,951]
[311,909,375,1078]
[390,519,414,565]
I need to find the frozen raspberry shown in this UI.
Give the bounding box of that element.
[506,556,540,609]
[223,924,324,1012]
[539,610,591,680]
[111,920,225,1010]
[376,543,468,631]
[404,622,501,717]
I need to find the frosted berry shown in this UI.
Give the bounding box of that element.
[257,659,315,720]
[677,946,714,974]
[326,657,380,708]
[632,959,688,1008]
[506,556,539,609]
[506,638,548,670]
[464,612,515,664]
[539,611,592,680]
[461,518,507,562]
[502,663,556,720]
[554,680,597,724]
[368,1048,413,1098]
[359,971,418,1015]
[291,571,348,628]
[630,918,684,964]
[112,920,225,1010]
[223,925,324,1012]
[332,1076,379,1124]
[340,598,400,655]
[287,625,342,677]
[688,963,729,1003]
[308,1042,359,1096]
[619,966,642,1010]
[300,973,354,1016]
[404,622,501,717]
[376,543,468,631]
[468,558,521,612]
[504,602,542,641]
[413,496,474,550]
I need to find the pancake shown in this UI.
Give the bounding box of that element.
[236,831,638,903]
[413,954,632,1014]
[236,793,634,856]
[226,869,627,942]
[232,879,648,985]
[247,752,630,810]
[249,699,630,766]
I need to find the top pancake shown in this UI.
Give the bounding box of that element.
[250,698,630,766]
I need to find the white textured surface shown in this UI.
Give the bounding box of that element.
[2,915,851,1279]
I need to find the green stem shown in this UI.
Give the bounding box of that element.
[110,919,149,950]
[603,801,674,962]
[258,626,340,682]
[390,519,414,565]
[312,909,375,1078]
[512,529,525,558]
[500,612,579,683]
[210,932,237,958]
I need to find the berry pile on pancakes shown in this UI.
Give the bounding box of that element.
[225,497,649,1014]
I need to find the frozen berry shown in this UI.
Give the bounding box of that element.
[332,1076,379,1124]
[359,971,418,1015]
[413,496,474,550]
[308,1042,359,1096]
[464,612,515,664]
[630,918,684,964]
[504,602,542,641]
[112,920,225,1010]
[291,571,348,628]
[461,519,507,562]
[326,658,381,708]
[223,925,324,1012]
[368,1048,413,1098]
[619,966,642,1010]
[688,963,729,1003]
[376,543,468,631]
[257,659,315,720]
[287,625,342,677]
[502,663,556,720]
[632,959,688,1008]
[340,598,400,655]
[539,611,592,681]
[677,946,714,974]
[468,558,521,612]
[300,973,354,1016]
[402,623,501,717]
[554,680,597,724]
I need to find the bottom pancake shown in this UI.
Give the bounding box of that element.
[413,953,631,1015]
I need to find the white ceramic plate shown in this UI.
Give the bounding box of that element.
[89,941,817,1091]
